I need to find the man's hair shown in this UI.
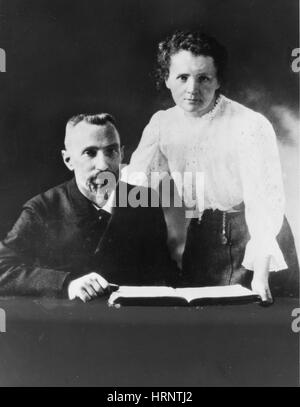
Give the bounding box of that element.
[66,113,116,128]
[64,113,119,148]
[156,29,228,89]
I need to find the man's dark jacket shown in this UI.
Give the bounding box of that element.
[0,178,178,297]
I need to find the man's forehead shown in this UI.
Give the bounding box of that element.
[65,121,120,150]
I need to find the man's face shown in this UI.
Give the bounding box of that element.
[62,122,123,207]
[165,50,220,118]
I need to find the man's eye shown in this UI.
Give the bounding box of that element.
[198,76,210,83]
[83,150,97,158]
[105,148,118,157]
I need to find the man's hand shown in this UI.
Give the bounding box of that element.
[251,255,273,304]
[68,272,109,302]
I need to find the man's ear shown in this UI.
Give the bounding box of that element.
[61,150,73,171]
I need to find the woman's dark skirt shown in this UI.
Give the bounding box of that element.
[182,209,299,297]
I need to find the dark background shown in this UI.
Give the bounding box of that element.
[0,0,299,253]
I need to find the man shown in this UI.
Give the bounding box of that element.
[0,113,178,302]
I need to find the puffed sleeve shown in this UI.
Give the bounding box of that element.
[121,111,169,189]
[237,114,287,272]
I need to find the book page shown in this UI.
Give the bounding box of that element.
[108,284,256,306]
[108,286,178,305]
[174,284,256,303]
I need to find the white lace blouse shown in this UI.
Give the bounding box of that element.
[123,95,287,272]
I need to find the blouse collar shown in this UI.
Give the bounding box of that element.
[176,94,225,122]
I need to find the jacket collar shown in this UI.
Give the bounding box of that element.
[66,177,134,219]
[66,177,99,221]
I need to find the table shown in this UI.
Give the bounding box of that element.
[0,296,299,386]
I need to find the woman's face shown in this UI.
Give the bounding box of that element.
[165,50,220,117]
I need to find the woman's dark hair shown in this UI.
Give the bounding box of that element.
[156,29,228,88]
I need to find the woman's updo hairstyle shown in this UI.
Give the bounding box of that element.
[156,29,228,89]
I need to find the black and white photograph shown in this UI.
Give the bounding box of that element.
[0,0,299,389]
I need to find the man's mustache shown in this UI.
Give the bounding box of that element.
[88,171,118,192]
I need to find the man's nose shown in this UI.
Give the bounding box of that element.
[94,152,108,171]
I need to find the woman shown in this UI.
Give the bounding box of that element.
[124,30,299,302]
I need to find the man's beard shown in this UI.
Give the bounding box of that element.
[87,171,118,207]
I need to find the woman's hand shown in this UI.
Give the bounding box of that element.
[251,255,273,304]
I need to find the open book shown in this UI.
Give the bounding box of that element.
[108,284,260,307]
